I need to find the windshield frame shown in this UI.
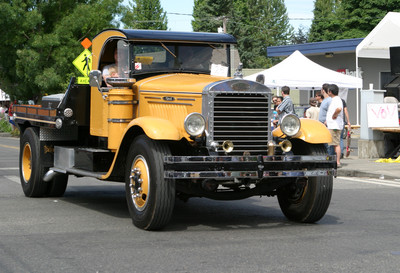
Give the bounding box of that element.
[128,41,233,77]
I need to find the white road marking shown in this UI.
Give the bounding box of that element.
[5,175,21,185]
[338,176,400,188]
[0,167,19,170]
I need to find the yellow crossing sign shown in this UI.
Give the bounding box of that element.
[77,77,89,84]
[73,49,92,76]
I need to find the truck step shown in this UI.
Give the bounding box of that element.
[54,146,115,173]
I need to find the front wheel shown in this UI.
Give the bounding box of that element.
[125,135,175,230]
[277,143,333,223]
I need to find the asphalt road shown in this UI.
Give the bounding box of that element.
[1,136,400,273]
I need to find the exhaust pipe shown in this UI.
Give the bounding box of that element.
[43,169,60,182]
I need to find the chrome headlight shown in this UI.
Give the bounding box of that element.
[55,118,63,129]
[184,113,205,137]
[280,114,300,137]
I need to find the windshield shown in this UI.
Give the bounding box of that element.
[131,42,231,77]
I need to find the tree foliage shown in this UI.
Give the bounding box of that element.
[309,0,400,42]
[0,0,122,101]
[192,0,233,32]
[339,0,400,39]
[308,0,341,42]
[121,0,167,30]
[192,0,293,68]
[289,26,309,44]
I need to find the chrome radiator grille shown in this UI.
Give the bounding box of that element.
[208,92,271,155]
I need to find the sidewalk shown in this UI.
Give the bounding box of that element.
[338,155,400,180]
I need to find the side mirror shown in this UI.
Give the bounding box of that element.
[234,63,243,79]
[89,70,102,88]
[89,70,107,99]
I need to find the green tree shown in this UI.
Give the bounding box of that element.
[309,0,400,42]
[290,25,309,44]
[230,0,293,68]
[308,0,342,42]
[121,0,167,30]
[192,0,293,68]
[192,0,233,33]
[339,0,400,39]
[0,0,122,101]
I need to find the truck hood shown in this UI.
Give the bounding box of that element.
[136,73,229,93]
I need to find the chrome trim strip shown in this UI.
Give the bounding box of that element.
[15,116,56,125]
[177,98,196,101]
[165,169,336,179]
[108,100,138,105]
[141,90,201,95]
[148,101,193,106]
[107,119,131,123]
[144,96,162,100]
[165,155,335,163]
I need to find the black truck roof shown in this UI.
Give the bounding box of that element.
[94,29,237,44]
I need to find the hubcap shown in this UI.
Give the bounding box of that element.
[22,143,32,182]
[129,155,150,211]
[287,178,308,204]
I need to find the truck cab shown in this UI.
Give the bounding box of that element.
[14,29,336,230]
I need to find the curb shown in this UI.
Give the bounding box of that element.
[337,169,399,180]
[0,132,13,137]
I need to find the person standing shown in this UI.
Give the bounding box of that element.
[8,100,16,130]
[277,86,295,124]
[318,83,334,155]
[305,98,319,120]
[315,91,323,107]
[318,83,331,124]
[326,84,344,167]
[0,102,5,120]
[340,98,351,158]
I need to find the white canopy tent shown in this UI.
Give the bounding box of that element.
[0,89,10,101]
[245,50,362,89]
[355,12,400,124]
[356,12,400,60]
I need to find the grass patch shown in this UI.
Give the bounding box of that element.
[0,118,20,136]
[0,119,12,133]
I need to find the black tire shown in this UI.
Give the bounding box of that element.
[277,142,333,223]
[46,174,68,197]
[19,127,47,197]
[125,135,175,230]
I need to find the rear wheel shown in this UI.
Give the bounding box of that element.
[20,128,47,197]
[20,127,68,197]
[277,143,333,223]
[125,135,175,230]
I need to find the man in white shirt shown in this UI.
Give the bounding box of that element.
[326,84,343,167]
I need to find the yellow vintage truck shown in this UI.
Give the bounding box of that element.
[14,29,336,230]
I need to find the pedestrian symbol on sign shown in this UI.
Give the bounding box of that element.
[73,49,92,76]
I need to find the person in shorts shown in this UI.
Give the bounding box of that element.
[326,84,344,167]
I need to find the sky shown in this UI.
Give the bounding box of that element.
[157,0,315,32]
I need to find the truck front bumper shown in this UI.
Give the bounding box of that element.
[164,155,336,179]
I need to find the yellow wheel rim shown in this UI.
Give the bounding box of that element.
[22,143,32,182]
[129,155,150,211]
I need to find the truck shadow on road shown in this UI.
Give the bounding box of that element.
[61,185,340,231]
